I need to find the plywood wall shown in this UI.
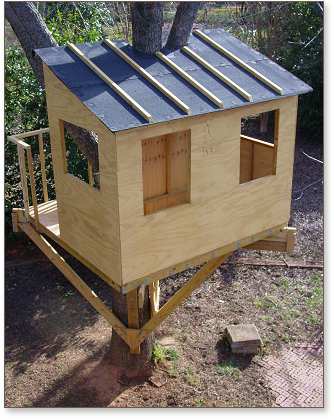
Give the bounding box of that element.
[116,96,298,287]
[43,65,122,286]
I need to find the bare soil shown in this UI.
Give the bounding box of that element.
[4,137,323,408]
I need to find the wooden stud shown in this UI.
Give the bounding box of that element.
[131,252,232,346]
[156,51,224,108]
[18,222,129,344]
[67,43,153,122]
[104,39,191,115]
[182,46,253,102]
[88,161,94,187]
[38,133,49,202]
[193,30,284,95]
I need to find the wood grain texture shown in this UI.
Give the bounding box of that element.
[142,130,190,215]
[43,64,122,286]
[116,96,298,286]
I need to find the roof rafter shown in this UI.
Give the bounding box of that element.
[193,30,284,95]
[156,51,224,109]
[67,43,153,122]
[182,46,253,102]
[104,39,191,115]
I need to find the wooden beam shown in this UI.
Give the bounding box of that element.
[38,133,49,202]
[182,46,253,102]
[156,51,224,108]
[67,43,153,122]
[245,227,296,253]
[104,39,191,115]
[18,222,129,344]
[193,30,284,95]
[130,252,232,346]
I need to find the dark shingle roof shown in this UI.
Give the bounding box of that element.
[35,29,312,133]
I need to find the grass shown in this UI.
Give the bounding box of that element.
[216,361,241,379]
[152,343,180,365]
[254,272,323,346]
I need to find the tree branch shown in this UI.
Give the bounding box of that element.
[5,1,99,171]
[165,2,201,51]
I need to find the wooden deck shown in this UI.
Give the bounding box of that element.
[29,200,60,237]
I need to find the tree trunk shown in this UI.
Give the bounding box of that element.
[109,287,154,380]
[131,2,163,54]
[165,2,201,51]
[5,1,99,171]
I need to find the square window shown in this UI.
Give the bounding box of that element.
[240,110,279,184]
[142,130,191,215]
[60,120,100,189]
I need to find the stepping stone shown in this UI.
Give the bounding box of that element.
[225,324,262,355]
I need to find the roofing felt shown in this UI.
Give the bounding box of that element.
[35,28,312,133]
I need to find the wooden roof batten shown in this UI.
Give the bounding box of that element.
[182,46,253,102]
[103,39,191,115]
[67,43,153,123]
[193,30,284,96]
[155,51,225,109]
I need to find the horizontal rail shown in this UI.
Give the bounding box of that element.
[15,127,50,139]
[67,43,153,122]
[104,39,191,115]
[240,134,275,148]
[193,30,284,95]
[182,46,253,102]
[156,51,224,109]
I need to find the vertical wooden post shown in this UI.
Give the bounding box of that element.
[17,145,30,218]
[149,280,160,316]
[26,146,40,228]
[272,109,280,175]
[88,161,94,187]
[126,288,141,353]
[38,132,49,202]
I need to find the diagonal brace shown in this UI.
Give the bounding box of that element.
[127,252,232,349]
[18,222,130,345]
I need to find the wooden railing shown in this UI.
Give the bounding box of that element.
[8,128,50,229]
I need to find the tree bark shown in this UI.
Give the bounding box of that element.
[109,287,154,380]
[5,1,99,171]
[165,2,201,51]
[131,2,163,54]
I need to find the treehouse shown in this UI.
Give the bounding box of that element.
[10,29,311,353]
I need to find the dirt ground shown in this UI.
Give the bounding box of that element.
[4,136,323,408]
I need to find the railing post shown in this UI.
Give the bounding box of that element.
[26,146,40,229]
[17,145,30,219]
[38,132,49,202]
